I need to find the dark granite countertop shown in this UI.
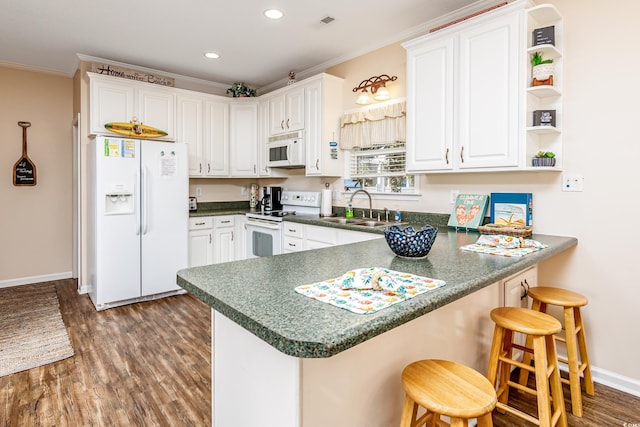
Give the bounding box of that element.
[177,226,577,359]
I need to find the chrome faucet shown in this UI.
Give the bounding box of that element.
[349,189,373,219]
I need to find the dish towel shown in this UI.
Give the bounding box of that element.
[460,235,548,257]
[295,267,445,314]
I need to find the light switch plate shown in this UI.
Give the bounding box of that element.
[562,174,584,192]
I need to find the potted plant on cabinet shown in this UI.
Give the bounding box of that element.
[531,52,554,86]
[226,82,257,97]
[532,151,556,167]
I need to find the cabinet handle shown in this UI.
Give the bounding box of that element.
[460,146,464,163]
[445,148,449,164]
[195,222,205,226]
[199,163,202,173]
[288,228,297,233]
[253,164,257,173]
[286,118,290,129]
[288,242,296,247]
[209,233,212,244]
[207,163,211,173]
[221,220,230,224]
[315,159,319,170]
[281,120,285,130]
[520,281,528,300]
[231,231,234,241]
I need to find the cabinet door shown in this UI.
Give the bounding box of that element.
[457,13,520,169]
[257,100,271,176]
[176,95,204,177]
[235,215,248,261]
[189,229,213,267]
[269,94,286,135]
[214,227,235,263]
[304,82,323,175]
[406,37,455,172]
[230,102,258,177]
[137,87,176,141]
[205,99,230,176]
[90,78,135,135]
[285,86,305,132]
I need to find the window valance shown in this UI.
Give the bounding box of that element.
[340,100,406,150]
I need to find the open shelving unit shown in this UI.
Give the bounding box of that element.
[525,3,563,171]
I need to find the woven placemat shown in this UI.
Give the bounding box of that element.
[0,283,74,377]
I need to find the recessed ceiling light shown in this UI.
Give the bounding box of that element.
[264,9,284,19]
[204,52,220,59]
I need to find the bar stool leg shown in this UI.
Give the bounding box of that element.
[575,307,595,396]
[400,395,417,427]
[487,324,507,411]
[545,334,568,427]
[564,305,583,416]
[519,300,544,386]
[476,413,494,427]
[532,335,553,427]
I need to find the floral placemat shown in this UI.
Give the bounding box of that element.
[294,267,446,315]
[460,235,548,257]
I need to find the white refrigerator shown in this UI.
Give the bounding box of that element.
[88,136,188,310]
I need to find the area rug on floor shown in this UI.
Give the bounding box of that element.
[0,283,74,377]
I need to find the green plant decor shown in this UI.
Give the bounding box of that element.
[226,82,257,97]
[531,52,553,66]
[535,151,555,158]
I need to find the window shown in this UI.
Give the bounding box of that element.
[348,142,417,194]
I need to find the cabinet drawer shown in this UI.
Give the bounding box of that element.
[305,224,336,245]
[283,236,304,252]
[284,222,304,237]
[189,217,213,230]
[214,216,235,228]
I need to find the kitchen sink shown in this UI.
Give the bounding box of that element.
[320,218,367,225]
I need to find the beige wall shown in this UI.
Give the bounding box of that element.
[0,66,73,283]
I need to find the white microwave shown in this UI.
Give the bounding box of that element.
[266,131,305,168]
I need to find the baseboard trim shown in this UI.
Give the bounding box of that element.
[0,272,74,289]
[557,359,640,397]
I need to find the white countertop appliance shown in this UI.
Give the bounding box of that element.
[245,190,321,258]
[87,136,188,310]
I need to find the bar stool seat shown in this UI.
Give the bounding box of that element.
[519,286,594,417]
[400,359,497,427]
[487,307,567,427]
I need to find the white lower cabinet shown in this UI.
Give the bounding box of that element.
[213,216,235,264]
[283,222,305,253]
[188,217,213,267]
[500,265,537,308]
[283,223,382,253]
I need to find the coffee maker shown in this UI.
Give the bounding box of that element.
[261,186,283,212]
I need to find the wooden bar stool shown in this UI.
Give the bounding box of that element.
[400,359,497,427]
[519,287,594,417]
[486,307,567,427]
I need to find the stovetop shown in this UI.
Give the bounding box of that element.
[246,190,322,222]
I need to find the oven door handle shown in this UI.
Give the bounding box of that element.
[246,219,282,230]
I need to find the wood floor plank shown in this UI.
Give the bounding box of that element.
[0,279,211,426]
[2,279,639,426]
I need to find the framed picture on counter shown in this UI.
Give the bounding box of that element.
[490,193,533,226]
[447,194,489,230]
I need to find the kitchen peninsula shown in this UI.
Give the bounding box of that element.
[177,225,577,427]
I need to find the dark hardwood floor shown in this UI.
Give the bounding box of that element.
[0,279,211,426]
[1,279,638,426]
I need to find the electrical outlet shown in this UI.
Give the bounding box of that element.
[450,190,459,204]
[562,174,584,192]
[241,186,248,196]
[195,187,202,197]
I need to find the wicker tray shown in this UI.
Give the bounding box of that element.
[477,223,533,237]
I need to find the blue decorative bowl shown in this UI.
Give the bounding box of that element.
[384,225,438,258]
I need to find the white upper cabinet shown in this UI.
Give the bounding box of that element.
[229,101,258,177]
[404,0,561,173]
[404,5,520,172]
[89,72,175,141]
[269,86,305,136]
[176,92,229,177]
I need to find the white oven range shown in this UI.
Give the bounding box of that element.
[245,190,321,258]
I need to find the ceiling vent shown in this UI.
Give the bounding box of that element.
[320,16,335,24]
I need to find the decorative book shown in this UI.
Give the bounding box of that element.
[447,194,489,230]
[490,193,533,227]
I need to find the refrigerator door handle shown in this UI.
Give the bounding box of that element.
[135,170,141,235]
[142,165,148,235]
